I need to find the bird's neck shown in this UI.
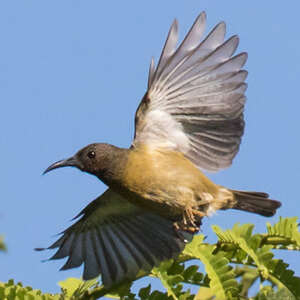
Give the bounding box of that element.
[95,145,130,189]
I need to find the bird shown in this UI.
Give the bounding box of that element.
[40,12,281,288]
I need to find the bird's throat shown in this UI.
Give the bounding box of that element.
[94,146,130,190]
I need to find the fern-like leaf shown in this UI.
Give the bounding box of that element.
[152,260,194,300]
[264,217,300,250]
[183,243,239,300]
[235,266,259,298]
[253,285,296,300]
[212,224,271,278]
[266,258,300,300]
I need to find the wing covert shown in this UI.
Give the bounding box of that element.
[134,12,247,171]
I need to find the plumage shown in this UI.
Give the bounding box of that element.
[40,12,281,288]
[134,12,247,171]
[41,189,190,287]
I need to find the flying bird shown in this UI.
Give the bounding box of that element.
[40,12,281,288]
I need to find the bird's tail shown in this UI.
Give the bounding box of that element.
[231,190,281,217]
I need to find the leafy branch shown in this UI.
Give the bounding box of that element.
[1,217,300,299]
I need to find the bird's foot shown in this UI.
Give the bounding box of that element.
[173,222,199,234]
[173,222,199,243]
[173,208,205,241]
[183,207,205,226]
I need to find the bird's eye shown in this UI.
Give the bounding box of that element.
[87,151,96,159]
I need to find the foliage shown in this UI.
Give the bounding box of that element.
[0,235,6,252]
[0,280,60,300]
[1,217,300,299]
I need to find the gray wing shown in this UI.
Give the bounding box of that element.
[133,12,247,171]
[41,189,190,287]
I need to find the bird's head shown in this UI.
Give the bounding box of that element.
[43,143,123,178]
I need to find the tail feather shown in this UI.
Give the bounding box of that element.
[231,190,281,217]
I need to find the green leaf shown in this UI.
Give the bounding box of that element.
[152,260,184,300]
[212,224,271,278]
[138,284,151,299]
[194,287,215,300]
[58,277,84,297]
[107,282,136,299]
[266,258,300,299]
[235,266,259,297]
[181,265,205,286]
[184,243,239,300]
[148,290,170,300]
[0,279,60,300]
[265,217,300,250]
[59,277,99,299]
[0,236,6,251]
[254,285,296,300]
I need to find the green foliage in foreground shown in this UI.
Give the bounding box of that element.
[0,235,6,252]
[1,217,300,299]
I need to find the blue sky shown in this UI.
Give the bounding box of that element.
[0,0,299,295]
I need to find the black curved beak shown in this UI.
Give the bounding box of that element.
[43,156,82,175]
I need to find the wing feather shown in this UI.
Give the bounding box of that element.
[148,58,156,89]
[60,233,84,269]
[152,12,207,89]
[40,189,190,287]
[82,230,101,280]
[109,221,144,270]
[99,225,125,284]
[153,19,178,81]
[94,227,114,286]
[134,12,247,171]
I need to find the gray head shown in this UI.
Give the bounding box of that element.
[44,143,126,179]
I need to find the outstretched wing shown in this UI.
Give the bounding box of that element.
[41,189,190,287]
[133,12,247,171]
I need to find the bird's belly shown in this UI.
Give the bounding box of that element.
[118,178,193,218]
[120,147,218,217]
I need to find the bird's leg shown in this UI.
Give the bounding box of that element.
[173,207,205,234]
[173,191,209,236]
[184,207,206,226]
[173,221,199,237]
[183,207,196,226]
[172,222,191,243]
[190,209,206,218]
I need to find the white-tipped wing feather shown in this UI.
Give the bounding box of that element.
[134,12,247,171]
[45,189,189,287]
